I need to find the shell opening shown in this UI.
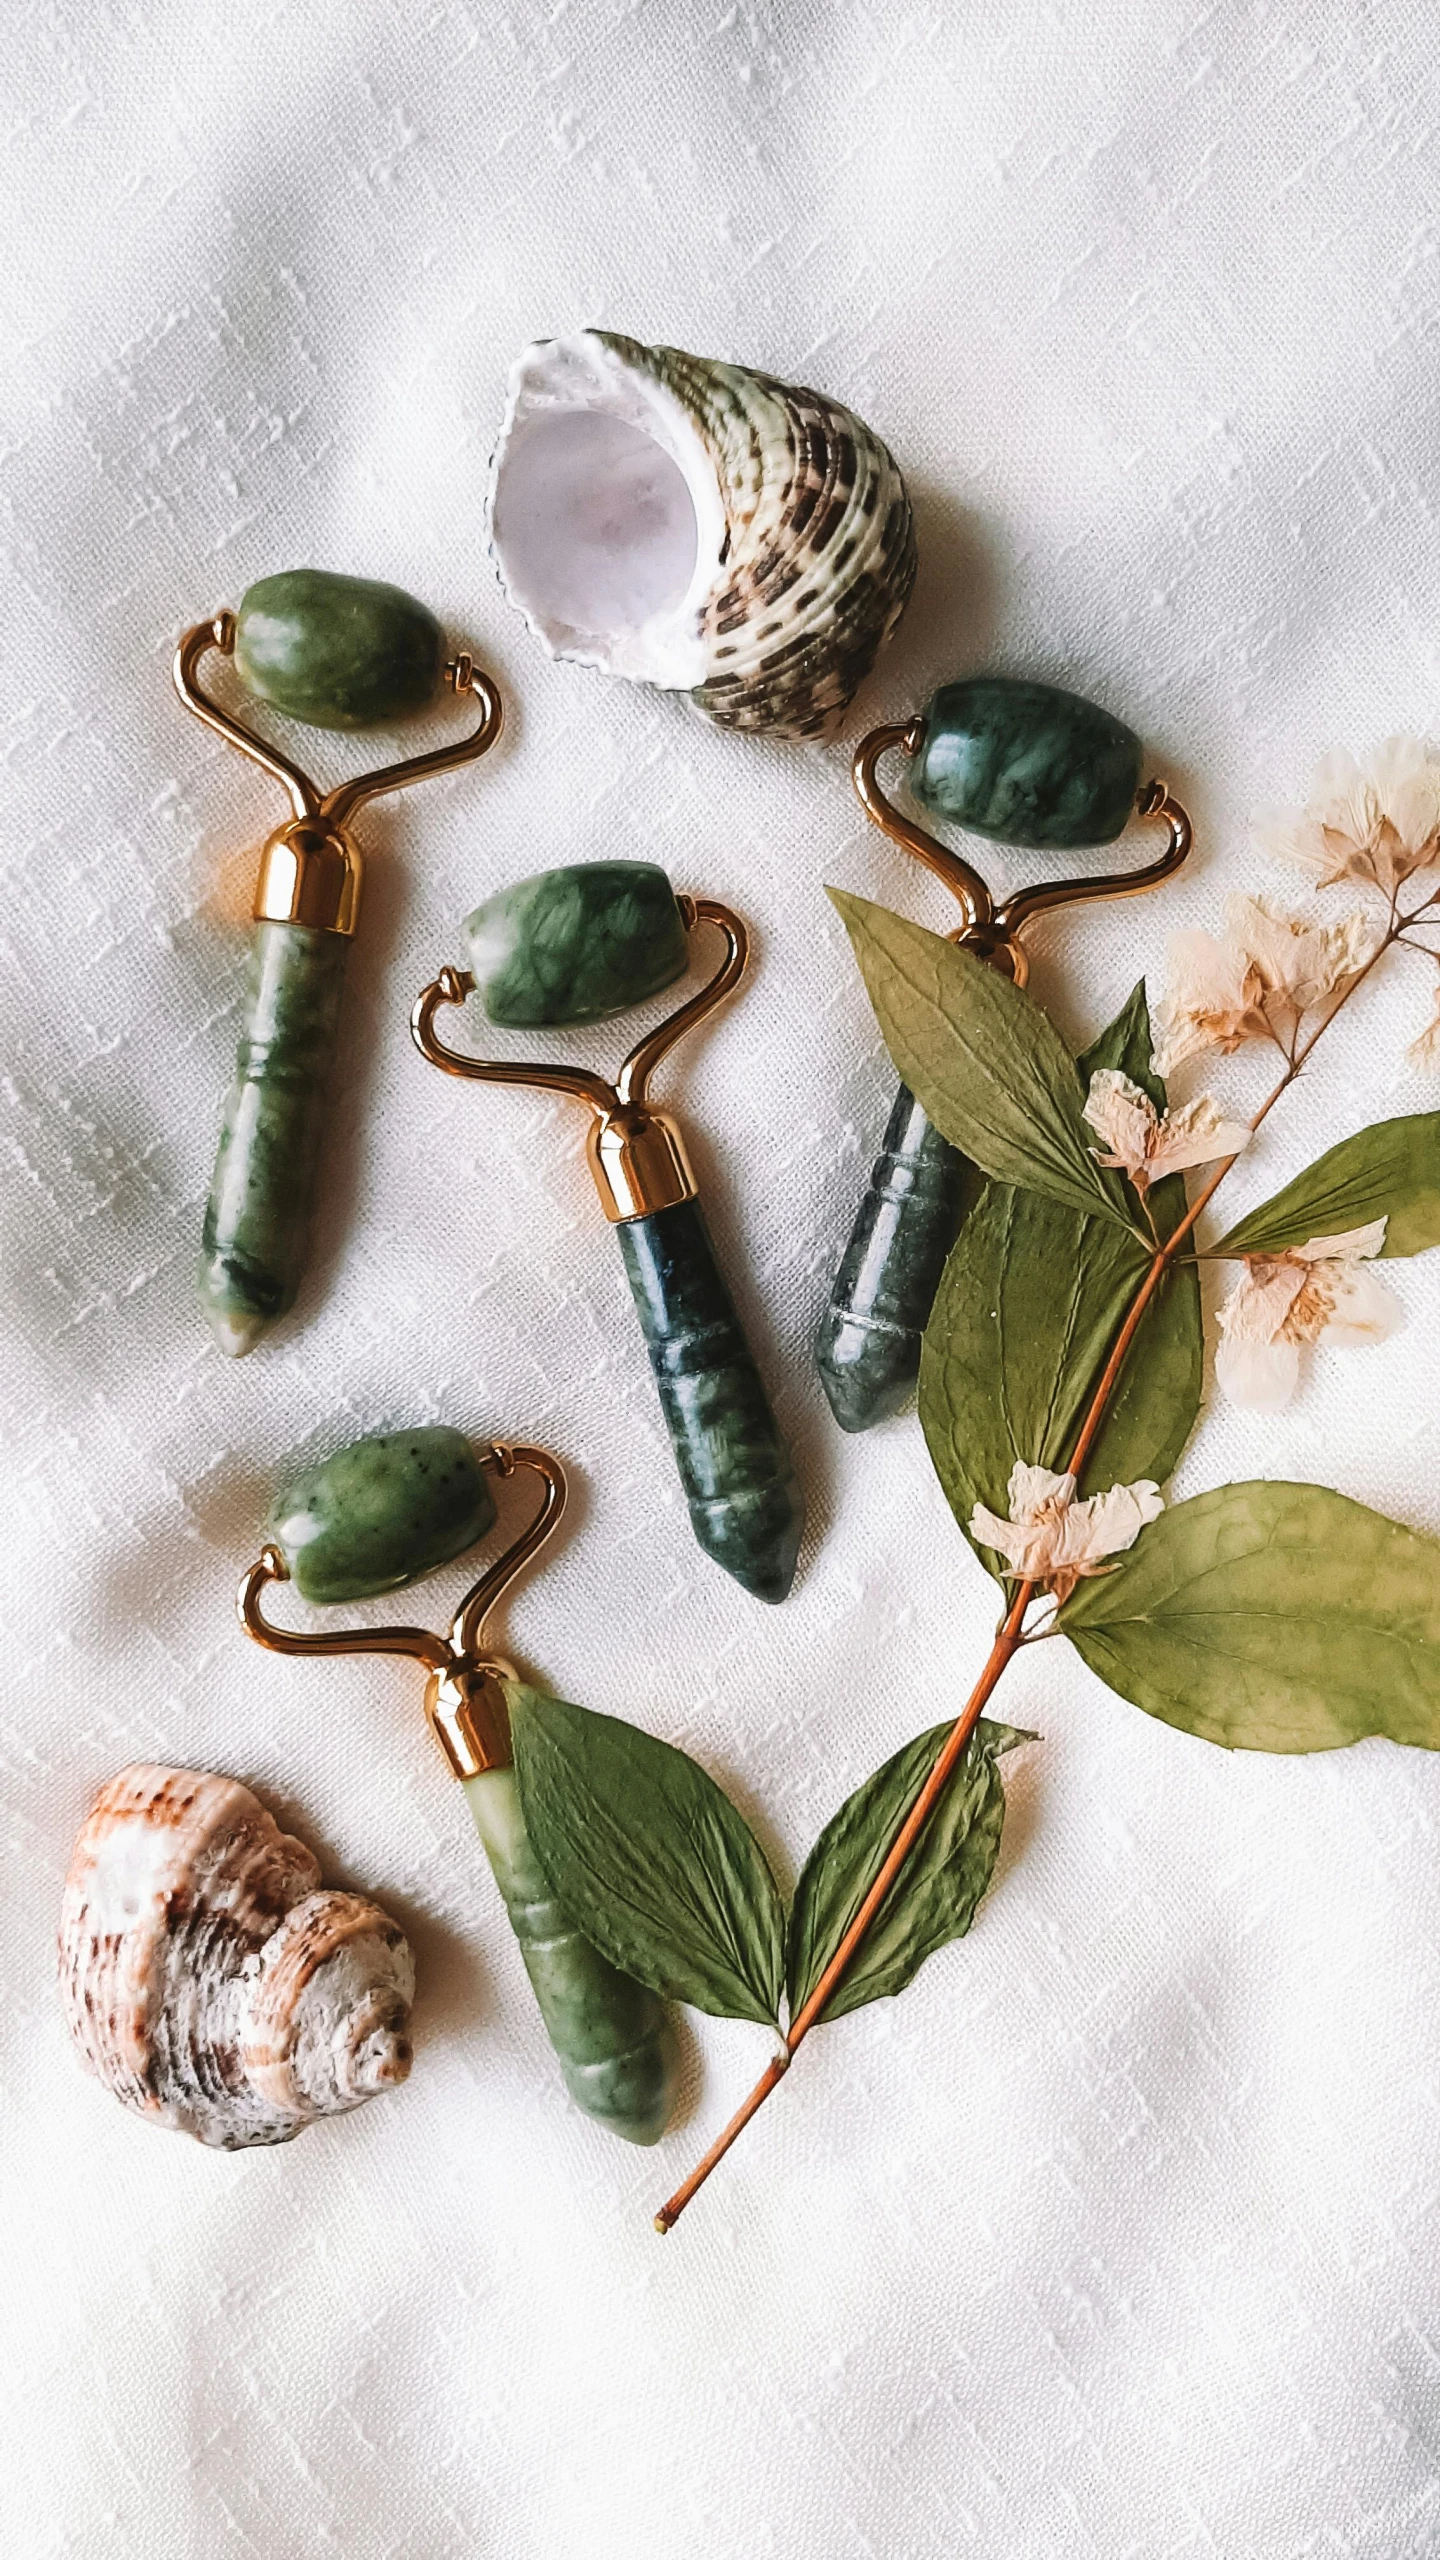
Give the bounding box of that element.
[488,334,726,690]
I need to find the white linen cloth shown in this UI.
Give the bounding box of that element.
[4,5,1440,2551]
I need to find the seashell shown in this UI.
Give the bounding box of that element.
[487,329,917,739]
[58,1764,414,2150]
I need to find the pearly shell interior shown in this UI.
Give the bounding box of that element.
[58,1765,415,2150]
[492,406,708,686]
[487,330,916,738]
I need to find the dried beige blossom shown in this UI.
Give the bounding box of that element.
[1083,1070,1251,1198]
[1154,897,1375,1074]
[1228,895,1376,1018]
[1154,927,1270,1074]
[969,1462,1163,1605]
[1256,737,1440,897]
[1214,1218,1400,1410]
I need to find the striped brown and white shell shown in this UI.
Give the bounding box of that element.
[487,330,917,739]
[58,1764,414,2150]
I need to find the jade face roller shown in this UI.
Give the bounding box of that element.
[412,863,805,1604]
[816,677,1193,1433]
[173,570,503,1356]
[239,1426,679,2147]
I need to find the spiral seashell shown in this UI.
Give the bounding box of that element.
[58,1765,414,2150]
[487,329,916,739]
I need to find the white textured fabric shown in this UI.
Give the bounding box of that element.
[5,5,1440,2552]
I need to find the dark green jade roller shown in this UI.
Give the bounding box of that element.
[817,677,1194,1432]
[174,570,502,1356]
[412,863,805,1603]
[240,1427,679,2146]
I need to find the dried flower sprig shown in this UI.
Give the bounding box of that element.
[494,737,1440,2238]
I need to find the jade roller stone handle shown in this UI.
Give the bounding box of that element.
[417,860,806,1603]
[618,1200,804,1604]
[820,676,1190,1432]
[176,569,501,1356]
[814,1082,971,1433]
[202,921,351,1356]
[248,1426,680,2147]
[464,1760,678,2144]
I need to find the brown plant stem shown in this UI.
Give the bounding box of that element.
[654,1589,1030,2233]
[653,920,1403,2235]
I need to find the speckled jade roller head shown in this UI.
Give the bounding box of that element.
[816,676,1191,1434]
[234,569,447,731]
[909,677,1144,850]
[465,861,689,1026]
[174,591,501,1357]
[267,1427,498,1603]
[243,1432,680,2147]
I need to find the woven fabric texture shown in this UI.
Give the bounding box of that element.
[4,4,1440,2553]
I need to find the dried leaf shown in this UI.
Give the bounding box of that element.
[829,888,1133,1227]
[508,1685,786,2024]
[920,984,1204,1576]
[1213,1113,1440,1260]
[786,1720,1032,2023]
[1060,1482,1440,1751]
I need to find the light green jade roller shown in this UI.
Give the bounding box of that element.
[239,1426,679,2146]
[174,570,503,1355]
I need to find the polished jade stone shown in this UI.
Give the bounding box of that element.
[618,1200,804,1603]
[267,1426,496,1604]
[198,921,350,1357]
[465,1763,678,2146]
[234,569,445,730]
[815,1079,971,1431]
[911,677,1142,848]
[465,862,688,1026]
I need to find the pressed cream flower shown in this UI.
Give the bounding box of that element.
[1083,1069,1251,1198]
[969,1461,1163,1605]
[1154,927,1269,1074]
[1256,736,1440,896]
[1214,1218,1400,1410]
[1227,895,1376,1019]
[1154,898,1375,1073]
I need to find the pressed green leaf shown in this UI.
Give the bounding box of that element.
[920,983,1204,1577]
[1059,1482,1440,1752]
[508,1685,785,2024]
[1213,1114,1440,1260]
[786,1720,1032,2023]
[829,888,1132,1227]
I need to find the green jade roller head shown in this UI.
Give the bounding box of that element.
[816,675,1195,1433]
[412,864,805,1604]
[465,861,691,1026]
[173,571,504,1359]
[241,1427,680,2148]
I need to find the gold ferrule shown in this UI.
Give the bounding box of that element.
[424,1659,517,1781]
[253,817,363,935]
[957,918,1028,988]
[585,1104,697,1223]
